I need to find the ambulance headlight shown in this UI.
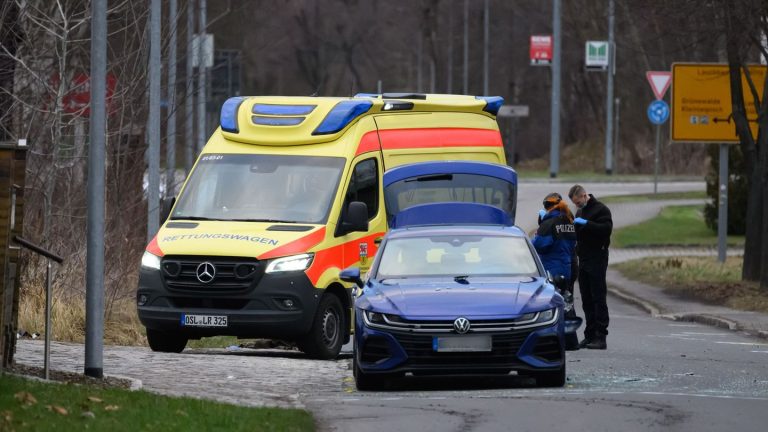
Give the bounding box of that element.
[266,253,314,273]
[141,251,162,271]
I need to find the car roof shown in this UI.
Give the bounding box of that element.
[385,224,527,240]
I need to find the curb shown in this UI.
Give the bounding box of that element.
[607,285,662,317]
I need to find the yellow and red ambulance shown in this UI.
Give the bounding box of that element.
[137,93,507,358]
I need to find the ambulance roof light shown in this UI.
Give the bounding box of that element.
[220,96,247,133]
[313,100,373,135]
[354,93,380,98]
[475,96,504,116]
[252,104,316,116]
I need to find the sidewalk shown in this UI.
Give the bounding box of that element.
[606,255,768,341]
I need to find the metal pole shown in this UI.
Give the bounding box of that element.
[654,124,660,194]
[85,0,106,379]
[614,97,621,173]
[197,0,207,154]
[717,144,729,263]
[447,5,453,93]
[377,80,382,94]
[185,0,195,173]
[417,34,423,92]
[605,0,615,175]
[549,0,562,178]
[463,0,469,94]
[483,0,489,95]
[166,0,178,199]
[148,0,161,242]
[44,260,51,380]
[430,59,436,93]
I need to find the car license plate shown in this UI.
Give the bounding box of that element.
[433,335,492,352]
[181,314,227,327]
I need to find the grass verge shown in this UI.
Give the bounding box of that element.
[613,256,768,313]
[600,190,706,204]
[612,205,744,248]
[0,373,314,432]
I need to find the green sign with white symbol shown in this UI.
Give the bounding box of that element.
[585,41,609,70]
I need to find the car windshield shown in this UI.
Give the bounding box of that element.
[375,235,539,279]
[172,154,345,224]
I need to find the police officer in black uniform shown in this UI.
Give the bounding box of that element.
[568,184,613,349]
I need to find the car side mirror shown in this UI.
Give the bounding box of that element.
[340,201,368,235]
[340,266,364,288]
[161,196,176,222]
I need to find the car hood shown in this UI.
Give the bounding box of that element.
[358,277,560,319]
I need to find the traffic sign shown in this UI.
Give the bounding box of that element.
[497,105,529,118]
[646,71,671,100]
[585,41,609,71]
[647,100,669,125]
[530,35,552,66]
[671,63,765,142]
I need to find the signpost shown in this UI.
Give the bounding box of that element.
[670,63,766,262]
[497,105,529,167]
[647,99,669,195]
[529,35,552,66]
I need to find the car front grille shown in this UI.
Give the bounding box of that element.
[532,335,562,362]
[392,330,531,369]
[160,256,264,293]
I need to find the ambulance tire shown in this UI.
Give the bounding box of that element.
[146,328,188,353]
[298,294,344,360]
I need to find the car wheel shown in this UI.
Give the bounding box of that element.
[146,328,188,353]
[353,359,389,391]
[534,364,566,387]
[298,294,344,360]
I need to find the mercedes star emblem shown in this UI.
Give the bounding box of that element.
[453,317,471,334]
[196,262,216,284]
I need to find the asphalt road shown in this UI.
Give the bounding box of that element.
[307,298,768,432]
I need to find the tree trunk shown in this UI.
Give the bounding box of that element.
[724,6,763,283]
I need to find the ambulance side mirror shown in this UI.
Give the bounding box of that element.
[161,197,176,222]
[339,201,369,235]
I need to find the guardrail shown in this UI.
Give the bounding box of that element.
[12,236,63,380]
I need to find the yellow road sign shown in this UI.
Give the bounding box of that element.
[671,63,766,142]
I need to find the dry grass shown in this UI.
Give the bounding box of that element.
[18,287,147,346]
[614,256,768,314]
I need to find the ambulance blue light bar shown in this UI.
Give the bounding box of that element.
[475,96,504,116]
[313,100,373,135]
[252,104,316,116]
[220,96,247,133]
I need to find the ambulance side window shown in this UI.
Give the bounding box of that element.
[343,158,379,221]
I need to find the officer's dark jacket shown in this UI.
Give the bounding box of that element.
[532,210,576,280]
[574,194,613,260]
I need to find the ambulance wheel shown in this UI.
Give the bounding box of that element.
[146,328,188,353]
[298,294,344,360]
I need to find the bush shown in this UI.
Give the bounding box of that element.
[704,144,747,235]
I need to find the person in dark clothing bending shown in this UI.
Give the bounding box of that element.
[568,184,613,350]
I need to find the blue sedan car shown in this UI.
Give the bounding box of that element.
[341,203,567,390]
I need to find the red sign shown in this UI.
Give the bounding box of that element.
[50,73,118,117]
[530,35,553,66]
[646,71,672,100]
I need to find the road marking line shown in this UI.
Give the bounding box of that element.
[668,324,699,327]
[715,341,768,346]
[680,332,729,336]
[751,350,768,354]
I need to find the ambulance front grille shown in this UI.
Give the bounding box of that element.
[160,256,264,292]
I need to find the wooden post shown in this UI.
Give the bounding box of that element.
[0,141,27,370]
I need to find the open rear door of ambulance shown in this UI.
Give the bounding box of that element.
[383,161,517,228]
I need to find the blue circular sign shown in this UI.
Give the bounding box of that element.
[647,100,670,125]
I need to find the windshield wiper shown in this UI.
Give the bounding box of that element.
[454,275,470,284]
[170,215,220,221]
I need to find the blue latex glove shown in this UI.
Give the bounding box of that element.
[538,209,547,218]
[574,217,587,225]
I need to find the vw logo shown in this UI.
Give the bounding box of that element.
[196,262,216,284]
[453,317,471,334]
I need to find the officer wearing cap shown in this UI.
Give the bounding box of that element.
[532,192,577,293]
[568,184,613,350]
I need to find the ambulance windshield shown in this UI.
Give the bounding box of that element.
[172,154,346,224]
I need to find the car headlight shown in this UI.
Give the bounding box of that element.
[265,253,314,273]
[364,310,385,325]
[534,308,557,323]
[141,251,161,271]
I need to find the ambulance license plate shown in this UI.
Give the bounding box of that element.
[181,314,227,327]
[433,335,491,352]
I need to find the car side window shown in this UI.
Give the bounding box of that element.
[343,158,379,221]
